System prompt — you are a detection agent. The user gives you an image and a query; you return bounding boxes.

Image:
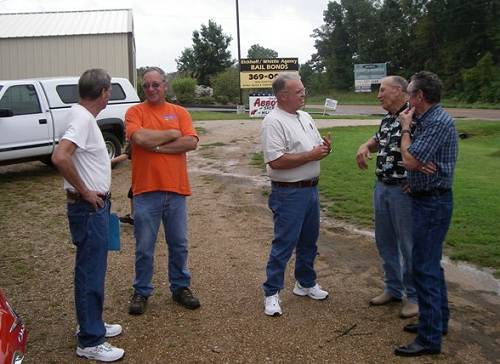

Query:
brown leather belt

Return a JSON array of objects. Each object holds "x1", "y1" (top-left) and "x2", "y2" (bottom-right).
[
  {"x1": 66, "y1": 190, "x2": 111, "y2": 201},
  {"x1": 271, "y1": 177, "x2": 319, "y2": 188}
]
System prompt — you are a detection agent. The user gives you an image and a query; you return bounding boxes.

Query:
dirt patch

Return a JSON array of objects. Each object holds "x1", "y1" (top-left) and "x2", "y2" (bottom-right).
[{"x1": 1, "y1": 118, "x2": 499, "y2": 363}]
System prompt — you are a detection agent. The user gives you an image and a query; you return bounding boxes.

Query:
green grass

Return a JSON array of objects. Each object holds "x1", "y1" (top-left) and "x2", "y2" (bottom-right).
[
  {"x1": 306, "y1": 91, "x2": 500, "y2": 109},
  {"x1": 250, "y1": 152, "x2": 265, "y2": 170},
  {"x1": 317, "y1": 120, "x2": 500, "y2": 274},
  {"x1": 191, "y1": 110, "x2": 377, "y2": 121}
]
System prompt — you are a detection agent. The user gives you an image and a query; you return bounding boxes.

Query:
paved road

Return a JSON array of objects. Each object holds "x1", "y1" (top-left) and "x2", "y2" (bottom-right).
[{"x1": 308, "y1": 104, "x2": 500, "y2": 120}]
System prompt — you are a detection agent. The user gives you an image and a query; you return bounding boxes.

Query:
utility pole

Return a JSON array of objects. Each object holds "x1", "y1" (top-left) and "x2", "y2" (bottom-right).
[{"x1": 236, "y1": 0, "x2": 243, "y2": 106}]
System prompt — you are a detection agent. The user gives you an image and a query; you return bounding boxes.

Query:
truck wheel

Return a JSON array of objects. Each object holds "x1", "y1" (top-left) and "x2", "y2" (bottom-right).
[{"x1": 103, "y1": 132, "x2": 122, "y2": 160}]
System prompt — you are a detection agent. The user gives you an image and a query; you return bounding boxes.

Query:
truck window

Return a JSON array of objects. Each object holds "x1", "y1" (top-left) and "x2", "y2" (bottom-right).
[
  {"x1": 56, "y1": 83, "x2": 126, "y2": 104},
  {"x1": 0, "y1": 85, "x2": 41, "y2": 115}
]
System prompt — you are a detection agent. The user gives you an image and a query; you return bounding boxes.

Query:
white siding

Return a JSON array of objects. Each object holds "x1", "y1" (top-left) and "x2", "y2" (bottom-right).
[{"x1": 0, "y1": 34, "x2": 130, "y2": 80}]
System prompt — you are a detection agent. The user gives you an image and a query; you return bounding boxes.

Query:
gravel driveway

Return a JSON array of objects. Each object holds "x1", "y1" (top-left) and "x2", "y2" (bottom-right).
[{"x1": 0, "y1": 118, "x2": 498, "y2": 363}]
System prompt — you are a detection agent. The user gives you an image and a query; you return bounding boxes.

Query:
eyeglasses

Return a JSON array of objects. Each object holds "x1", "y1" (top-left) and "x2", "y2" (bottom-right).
[{"x1": 142, "y1": 82, "x2": 163, "y2": 89}]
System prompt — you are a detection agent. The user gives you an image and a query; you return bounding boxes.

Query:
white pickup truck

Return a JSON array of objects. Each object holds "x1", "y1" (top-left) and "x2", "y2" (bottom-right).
[{"x1": 0, "y1": 77, "x2": 140, "y2": 166}]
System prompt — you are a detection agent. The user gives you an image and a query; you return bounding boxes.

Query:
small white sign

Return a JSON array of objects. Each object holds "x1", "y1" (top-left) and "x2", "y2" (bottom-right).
[{"x1": 249, "y1": 96, "x2": 277, "y2": 118}]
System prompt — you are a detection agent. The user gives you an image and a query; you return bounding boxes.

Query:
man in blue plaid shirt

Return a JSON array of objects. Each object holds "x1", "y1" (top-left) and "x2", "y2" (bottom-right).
[{"x1": 394, "y1": 71, "x2": 458, "y2": 357}]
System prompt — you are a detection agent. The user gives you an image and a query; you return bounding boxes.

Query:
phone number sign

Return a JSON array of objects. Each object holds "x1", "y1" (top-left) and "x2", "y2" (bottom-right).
[{"x1": 240, "y1": 58, "x2": 299, "y2": 89}]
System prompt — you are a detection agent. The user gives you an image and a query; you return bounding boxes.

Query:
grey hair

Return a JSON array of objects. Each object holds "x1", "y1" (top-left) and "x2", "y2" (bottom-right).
[
  {"x1": 410, "y1": 71, "x2": 442, "y2": 103},
  {"x1": 78, "y1": 68, "x2": 111, "y2": 100},
  {"x1": 386, "y1": 75, "x2": 408, "y2": 92},
  {"x1": 272, "y1": 72, "x2": 301, "y2": 95},
  {"x1": 143, "y1": 66, "x2": 167, "y2": 82}
]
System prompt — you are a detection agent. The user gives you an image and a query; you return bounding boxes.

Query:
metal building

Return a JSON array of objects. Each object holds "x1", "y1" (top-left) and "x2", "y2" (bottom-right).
[{"x1": 0, "y1": 9, "x2": 136, "y2": 84}]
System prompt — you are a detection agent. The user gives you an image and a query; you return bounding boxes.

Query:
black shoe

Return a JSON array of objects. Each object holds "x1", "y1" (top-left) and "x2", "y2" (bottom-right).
[
  {"x1": 403, "y1": 323, "x2": 448, "y2": 335},
  {"x1": 119, "y1": 214, "x2": 134, "y2": 225},
  {"x1": 394, "y1": 341, "x2": 440, "y2": 357},
  {"x1": 129, "y1": 293, "x2": 148, "y2": 315},
  {"x1": 172, "y1": 287, "x2": 201, "y2": 310}
]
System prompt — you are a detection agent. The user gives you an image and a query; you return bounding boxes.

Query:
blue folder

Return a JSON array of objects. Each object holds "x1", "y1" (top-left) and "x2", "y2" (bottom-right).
[{"x1": 108, "y1": 213, "x2": 121, "y2": 251}]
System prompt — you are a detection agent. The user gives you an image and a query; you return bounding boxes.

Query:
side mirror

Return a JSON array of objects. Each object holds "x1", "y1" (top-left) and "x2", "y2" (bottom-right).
[{"x1": 0, "y1": 108, "x2": 14, "y2": 117}]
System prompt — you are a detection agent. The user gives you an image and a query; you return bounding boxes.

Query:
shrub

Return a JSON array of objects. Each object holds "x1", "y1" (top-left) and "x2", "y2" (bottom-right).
[
  {"x1": 211, "y1": 68, "x2": 240, "y2": 104},
  {"x1": 460, "y1": 52, "x2": 500, "y2": 103},
  {"x1": 171, "y1": 77, "x2": 197, "y2": 105}
]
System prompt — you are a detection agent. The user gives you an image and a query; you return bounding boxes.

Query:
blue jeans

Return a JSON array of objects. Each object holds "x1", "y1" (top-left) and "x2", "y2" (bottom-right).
[
  {"x1": 374, "y1": 181, "x2": 416, "y2": 303},
  {"x1": 263, "y1": 185, "x2": 320, "y2": 297},
  {"x1": 67, "y1": 198, "x2": 110, "y2": 348},
  {"x1": 133, "y1": 191, "x2": 191, "y2": 296},
  {"x1": 412, "y1": 191, "x2": 452, "y2": 350}
]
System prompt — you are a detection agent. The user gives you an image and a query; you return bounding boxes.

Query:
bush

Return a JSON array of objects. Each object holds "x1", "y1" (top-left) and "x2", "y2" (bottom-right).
[
  {"x1": 459, "y1": 53, "x2": 500, "y2": 103},
  {"x1": 195, "y1": 96, "x2": 215, "y2": 105},
  {"x1": 171, "y1": 77, "x2": 197, "y2": 105},
  {"x1": 211, "y1": 68, "x2": 240, "y2": 104}
]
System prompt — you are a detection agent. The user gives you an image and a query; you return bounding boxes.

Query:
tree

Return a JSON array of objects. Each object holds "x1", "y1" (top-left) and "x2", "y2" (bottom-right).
[
  {"x1": 246, "y1": 44, "x2": 278, "y2": 59},
  {"x1": 176, "y1": 20, "x2": 233, "y2": 86},
  {"x1": 211, "y1": 67, "x2": 240, "y2": 104}
]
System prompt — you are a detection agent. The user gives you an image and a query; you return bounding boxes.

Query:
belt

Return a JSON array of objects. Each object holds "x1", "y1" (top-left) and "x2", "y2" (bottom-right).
[
  {"x1": 66, "y1": 190, "x2": 111, "y2": 201},
  {"x1": 377, "y1": 177, "x2": 406, "y2": 185},
  {"x1": 271, "y1": 177, "x2": 319, "y2": 188},
  {"x1": 410, "y1": 188, "x2": 450, "y2": 198}
]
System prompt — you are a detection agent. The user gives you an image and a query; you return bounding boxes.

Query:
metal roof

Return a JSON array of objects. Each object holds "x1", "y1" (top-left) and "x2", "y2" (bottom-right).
[{"x1": 0, "y1": 9, "x2": 133, "y2": 38}]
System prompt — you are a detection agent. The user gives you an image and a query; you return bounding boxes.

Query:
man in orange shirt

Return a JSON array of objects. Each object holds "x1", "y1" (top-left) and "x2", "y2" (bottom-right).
[{"x1": 125, "y1": 67, "x2": 200, "y2": 315}]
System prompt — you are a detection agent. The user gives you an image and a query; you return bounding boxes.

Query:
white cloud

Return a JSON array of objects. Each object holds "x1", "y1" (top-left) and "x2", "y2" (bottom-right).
[{"x1": 0, "y1": 0, "x2": 331, "y2": 72}]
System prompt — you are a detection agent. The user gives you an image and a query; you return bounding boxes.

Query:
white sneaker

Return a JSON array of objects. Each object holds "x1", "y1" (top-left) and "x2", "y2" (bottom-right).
[
  {"x1": 293, "y1": 281, "x2": 329, "y2": 300},
  {"x1": 264, "y1": 293, "x2": 282, "y2": 316},
  {"x1": 76, "y1": 342, "x2": 124, "y2": 362},
  {"x1": 76, "y1": 322, "x2": 123, "y2": 338}
]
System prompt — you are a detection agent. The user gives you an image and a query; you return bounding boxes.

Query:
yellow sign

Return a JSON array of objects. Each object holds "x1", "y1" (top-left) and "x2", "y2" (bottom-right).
[{"x1": 240, "y1": 58, "x2": 299, "y2": 89}]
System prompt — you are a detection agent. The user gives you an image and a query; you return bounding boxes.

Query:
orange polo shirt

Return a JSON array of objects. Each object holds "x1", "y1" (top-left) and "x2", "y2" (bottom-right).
[{"x1": 125, "y1": 101, "x2": 198, "y2": 196}]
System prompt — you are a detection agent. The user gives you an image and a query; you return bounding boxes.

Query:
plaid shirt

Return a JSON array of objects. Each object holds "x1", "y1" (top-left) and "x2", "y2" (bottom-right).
[{"x1": 408, "y1": 104, "x2": 458, "y2": 192}]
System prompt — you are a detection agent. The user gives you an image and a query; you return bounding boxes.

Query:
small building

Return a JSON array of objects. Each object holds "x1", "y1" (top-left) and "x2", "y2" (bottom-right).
[{"x1": 0, "y1": 9, "x2": 136, "y2": 84}]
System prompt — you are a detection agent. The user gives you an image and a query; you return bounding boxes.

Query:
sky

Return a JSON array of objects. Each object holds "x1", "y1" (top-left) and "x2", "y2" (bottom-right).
[{"x1": 0, "y1": 0, "x2": 332, "y2": 73}]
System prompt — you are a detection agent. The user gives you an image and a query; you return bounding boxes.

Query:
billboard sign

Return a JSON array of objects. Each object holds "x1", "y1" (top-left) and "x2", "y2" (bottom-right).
[
  {"x1": 240, "y1": 58, "x2": 299, "y2": 89},
  {"x1": 354, "y1": 63, "x2": 387, "y2": 92}
]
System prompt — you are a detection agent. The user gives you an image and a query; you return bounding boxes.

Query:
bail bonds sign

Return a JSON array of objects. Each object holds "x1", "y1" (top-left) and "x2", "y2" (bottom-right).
[{"x1": 240, "y1": 58, "x2": 299, "y2": 89}]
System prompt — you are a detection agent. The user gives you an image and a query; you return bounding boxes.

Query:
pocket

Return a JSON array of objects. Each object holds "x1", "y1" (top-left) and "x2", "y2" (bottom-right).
[{"x1": 67, "y1": 210, "x2": 88, "y2": 247}]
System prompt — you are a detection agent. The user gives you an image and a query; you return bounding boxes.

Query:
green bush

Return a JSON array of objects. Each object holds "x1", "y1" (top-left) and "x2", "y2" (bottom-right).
[
  {"x1": 460, "y1": 52, "x2": 500, "y2": 103},
  {"x1": 171, "y1": 77, "x2": 197, "y2": 105},
  {"x1": 195, "y1": 96, "x2": 215, "y2": 105},
  {"x1": 211, "y1": 68, "x2": 239, "y2": 104}
]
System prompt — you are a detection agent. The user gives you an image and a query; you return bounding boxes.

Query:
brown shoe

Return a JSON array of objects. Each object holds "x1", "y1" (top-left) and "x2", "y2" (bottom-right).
[
  {"x1": 369, "y1": 292, "x2": 402, "y2": 306},
  {"x1": 400, "y1": 300, "x2": 419, "y2": 318}
]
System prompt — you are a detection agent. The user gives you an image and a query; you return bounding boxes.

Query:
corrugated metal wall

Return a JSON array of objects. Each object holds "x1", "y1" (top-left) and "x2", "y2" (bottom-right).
[{"x1": 0, "y1": 33, "x2": 133, "y2": 81}]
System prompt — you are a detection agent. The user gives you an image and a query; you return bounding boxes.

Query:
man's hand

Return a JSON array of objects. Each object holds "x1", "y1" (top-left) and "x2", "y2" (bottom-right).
[
  {"x1": 81, "y1": 190, "x2": 105, "y2": 209},
  {"x1": 309, "y1": 144, "x2": 331, "y2": 161},
  {"x1": 356, "y1": 143, "x2": 372, "y2": 170},
  {"x1": 419, "y1": 161, "x2": 437, "y2": 175},
  {"x1": 400, "y1": 106, "x2": 415, "y2": 129}
]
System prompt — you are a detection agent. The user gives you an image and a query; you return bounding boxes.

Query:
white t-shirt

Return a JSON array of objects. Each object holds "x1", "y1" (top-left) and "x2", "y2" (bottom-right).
[
  {"x1": 61, "y1": 104, "x2": 111, "y2": 193},
  {"x1": 260, "y1": 106, "x2": 323, "y2": 182}
]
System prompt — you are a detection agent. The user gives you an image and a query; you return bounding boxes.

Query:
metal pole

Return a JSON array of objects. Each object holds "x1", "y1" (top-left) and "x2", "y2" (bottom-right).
[{"x1": 236, "y1": 0, "x2": 243, "y2": 106}]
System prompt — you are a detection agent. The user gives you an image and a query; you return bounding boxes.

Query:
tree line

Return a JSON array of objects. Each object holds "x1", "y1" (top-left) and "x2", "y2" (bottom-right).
[
  {"x1": 302, "y1": 0, "x2": 500, "y2": 103},
  {"x1": 139, "y1": 0, "x2": 499, "y2": 104}
]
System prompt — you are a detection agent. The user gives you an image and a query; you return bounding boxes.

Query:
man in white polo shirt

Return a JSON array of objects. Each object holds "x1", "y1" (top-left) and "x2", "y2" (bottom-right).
[{"x1": 260, "y1": 72, "x2": 332, "y2": 316}]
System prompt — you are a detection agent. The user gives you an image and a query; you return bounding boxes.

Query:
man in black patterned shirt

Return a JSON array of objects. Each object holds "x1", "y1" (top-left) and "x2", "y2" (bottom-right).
[{"x1": 356, "y1": 76, "x2": 418, "y2": 318}]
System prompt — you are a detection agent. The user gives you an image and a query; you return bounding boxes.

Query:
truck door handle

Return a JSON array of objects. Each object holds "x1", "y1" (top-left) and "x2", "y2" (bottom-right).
[{"x1": 39, "y1": 119, "x2": 47, "y2": 124}]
